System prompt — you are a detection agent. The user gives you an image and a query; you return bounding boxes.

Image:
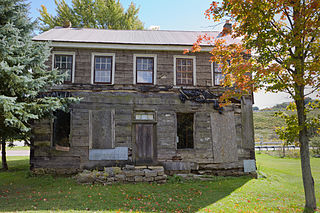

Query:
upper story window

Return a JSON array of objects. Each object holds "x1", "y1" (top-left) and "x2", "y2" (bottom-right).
[
  {"x1": 174, "y1": 56, "x2": 196, "y2": 86},
  {"x1": 52, "y1": 52, "x2": 75, "y2": 83},
  {"x1": 91, "y1": 53, "x2": 115, "y2": 84},
  {"x1": 94, "y1": 56, "x2": 112, "y2": 83},
  {"x1": 212, "y1": 61, "x2": 229, "y2": 86},
  {"x1": 213, "y1": 62, "x2": 223, "y2": 86},
  {"x1": 133, "y1": 54, "x2": 157, "y2": 85}
]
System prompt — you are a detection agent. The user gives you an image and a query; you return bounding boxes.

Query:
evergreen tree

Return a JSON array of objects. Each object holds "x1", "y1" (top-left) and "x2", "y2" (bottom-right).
[
  {"x1": 39, "y1": 0, "x2": 144, "y2": 31},
  {"x1": 0, "y1": 0, "x2": 78, "y2": 170}
]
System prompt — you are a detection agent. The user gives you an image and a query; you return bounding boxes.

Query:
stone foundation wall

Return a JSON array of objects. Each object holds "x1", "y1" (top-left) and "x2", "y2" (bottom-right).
[{"x1": 74, "y1": 165, "x2": 167, "y2": 184}]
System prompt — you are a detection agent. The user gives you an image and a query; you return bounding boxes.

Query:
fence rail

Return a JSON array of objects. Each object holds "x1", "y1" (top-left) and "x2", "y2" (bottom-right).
[{"x1": 255, "y1": 145, "x2": 297, "y2": 151}]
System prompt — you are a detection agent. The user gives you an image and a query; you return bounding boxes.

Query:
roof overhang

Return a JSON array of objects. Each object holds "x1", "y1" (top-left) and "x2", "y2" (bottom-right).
[{"x1": 43, "y1": 41, "x2": 214, "y2": 52}]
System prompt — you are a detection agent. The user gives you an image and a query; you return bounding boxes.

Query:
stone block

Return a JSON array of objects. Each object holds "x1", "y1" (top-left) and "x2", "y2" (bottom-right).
[
  {"x1": 115, "y1": 174, "x2": 125, "y2": 181},
  {"x1": 163, "y1": 162, "x2": 191, "y2": 172},
  {"x1": 107, "y1": 177, "x2": 115, "y2": 182},
  {"x1": 75, "y1": 173, "x2": 95, "y2": 184},
  {"x1": 143, "y1": 177, "x2": 154, "y2": 182},
  {"x1": 157, "y1": 171, "x2": 165, "y2": 176},
  {"x1": 126, "y1": 177, "x2": 135, "y2": 182},
  {"x1": 133, "y1": 170, "x2": 145, "y2": 176},
  {"x1": 125, "y1": 164, "x2": 135, "y2": 170},
  {"x1": 113, "y1": 167, "x2": 122, "y2": 175},
  {"x1": 135, "y1": 166, "x2": 147, "y2": 169},
  {"x1": 134, "y1": 176, "x2": 143, "y2": 182},
  {"x1": 123, "y1": 170, "x2": 134, "y2": 177},
  {"x1": 155, "y1": 175, "x2": 167, "y2": 181},
  {"x1": 148, "y1": 166, "x2": 164, "y2": 170},
  {"x1": 123, "y1": 170, "x2": 144, "y2": 177},
  {"x1": 149, "y1": 167, "x2": 165, "y2": 175},
  {"x1": 104, "y1": 167, "x2": 114, "y2": 177},
  {"x1": 144, "y1": 170, "x2": 158, "y2": 177}
]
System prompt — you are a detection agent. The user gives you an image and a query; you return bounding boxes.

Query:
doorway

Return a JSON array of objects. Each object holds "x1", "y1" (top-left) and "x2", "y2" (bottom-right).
[{"x1": 135, "y1": 123, "x2": 154, "y2": 164}]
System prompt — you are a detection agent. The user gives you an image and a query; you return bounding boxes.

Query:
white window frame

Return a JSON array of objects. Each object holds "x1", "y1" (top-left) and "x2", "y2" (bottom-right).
[
  {"x1": 52, "y1": 51, "x2": 76, "y2": 83},
  {"x1": 211, "y1": 62, "x2": 214, "y2": 86},
  {"x1": 91, "y1": 52, "x2": 116, "y2": 85},
  {"x1": 212, "y1": 61, "x2": 227, "y2": 86},
  {"x1": 133, "y1": 54, "x2": 157, "y2": 85},
  {"x1": 173, "y1": 55, "x2": 196, "y2": 86}
]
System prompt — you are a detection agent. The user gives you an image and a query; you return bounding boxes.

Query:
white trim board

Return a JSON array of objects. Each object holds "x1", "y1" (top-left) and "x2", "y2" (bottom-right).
[
  {"x1": 133, "y1": 54, "x2": 157, "y2": 85},
  {"x1": 91, "y1": 52, "x2": 116, "y2": 85},
  {"x1": 211, "y1": 62, "x2": 214, "y2": 87},
  {"x1": 173, "y1": 55, "x2": 197, "y2": 86},
  {"x1": 49, "y1": 41, "x2": 214, "y2": 52}
]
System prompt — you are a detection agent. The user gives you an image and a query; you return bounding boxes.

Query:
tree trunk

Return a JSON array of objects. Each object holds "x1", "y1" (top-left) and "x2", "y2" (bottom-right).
[
  {"x1": 1, "y1": 138, "x2": 8, "y2": 171},
  {"x1": 296, "y1": 98, "x2": 317, "y2": 210}
]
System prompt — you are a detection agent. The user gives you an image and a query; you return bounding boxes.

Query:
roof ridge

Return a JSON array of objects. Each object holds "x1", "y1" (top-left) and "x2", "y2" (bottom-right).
[{"x1": 51, "y1": 27, "x2": 220, "y2": 33}]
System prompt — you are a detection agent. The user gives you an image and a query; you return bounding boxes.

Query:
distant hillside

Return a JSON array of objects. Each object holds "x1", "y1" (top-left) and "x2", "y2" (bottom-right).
[
  {"x1": 260, "y1": 97, "x2": 318, "y2": 111},
  {"x1": 253, "y1": 99, "x2": 320, "y2": 142},
  {"x1": 253, "y1": 111, "x2": 285, "y2": 142}
]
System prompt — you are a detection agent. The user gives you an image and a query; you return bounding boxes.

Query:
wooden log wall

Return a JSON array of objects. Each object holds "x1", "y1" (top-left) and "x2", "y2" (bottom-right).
[{"x1": 31, "y1": 47, "x2": 255, "y2": 174}]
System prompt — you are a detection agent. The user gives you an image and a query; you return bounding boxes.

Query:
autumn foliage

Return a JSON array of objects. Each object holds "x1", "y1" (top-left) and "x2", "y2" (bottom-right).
[
  {"x1": 190, "y1": 0, "x2": 320, "y2": 210},
  {"x1": 188, "y1": 0, "x2": 320, "y2": 106}
]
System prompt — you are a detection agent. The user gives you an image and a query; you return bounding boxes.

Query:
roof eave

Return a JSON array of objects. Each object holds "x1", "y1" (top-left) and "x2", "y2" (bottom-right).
[{"x1": 32, "y1": 40, "x2": 215, "y2": 52}]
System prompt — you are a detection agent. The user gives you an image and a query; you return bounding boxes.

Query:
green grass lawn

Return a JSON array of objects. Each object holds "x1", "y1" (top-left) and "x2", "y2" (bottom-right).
[
  {"x1": 0, "y1": 155, "x2": 319, "y2": 212},
  {"x1": 6, "y1": 146, "x2": 30, "y2": 151}
]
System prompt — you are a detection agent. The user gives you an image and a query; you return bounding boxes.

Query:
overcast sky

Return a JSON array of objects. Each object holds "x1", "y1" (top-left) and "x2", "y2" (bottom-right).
[{"x1": 28, "y1": 0, "x2": 319, "y2": 108}]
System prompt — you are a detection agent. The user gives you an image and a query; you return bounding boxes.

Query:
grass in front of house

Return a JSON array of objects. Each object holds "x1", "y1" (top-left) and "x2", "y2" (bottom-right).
[
  {"x1": 6, "y1": 146, "x2": 30, "y2": 151},
  {"x1": 0, "y1": 155, "x2": 319, "y2": 212}
]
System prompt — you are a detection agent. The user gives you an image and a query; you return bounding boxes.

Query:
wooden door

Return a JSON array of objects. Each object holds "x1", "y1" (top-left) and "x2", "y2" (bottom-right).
[{"x1": 135, "y1": 124, "x2": 154, "y2": 164}]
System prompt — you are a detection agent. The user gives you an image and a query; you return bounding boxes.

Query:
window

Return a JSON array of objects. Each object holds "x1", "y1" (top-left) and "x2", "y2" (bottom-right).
[
  {"x1": 176, "y1": 113, "x2": 194, "y2": 149},
  {"x1": 94, "y1": 56, "x2": 112, "y2": 83},
  {"x1": 134, "y1": 111, "x2": 155, "y2": 121},
  {"x1": 136, "y1": 57, "x2": 153, "y2": 84},
  {"x1": 174, "y1": 56, "x2": 196, "y2": 86},
  {"x1": 213, "y1": 62, "x2": 223, "y2": 85},
  {"x1": 133, "y1": 54, "x2": 157, "y2": 85},
  {"x1": 54, "y1": 55, "x2": 73, "y2": 83},
  {"x1": 91, "y1": 53, "x2": 115, "y2": 84},
  {"x1": 52, "y1": 51, "x2": 75, "y2": 83},
  {"x1": 52, "y1": 110, "x2": 70, "y2": 148}
]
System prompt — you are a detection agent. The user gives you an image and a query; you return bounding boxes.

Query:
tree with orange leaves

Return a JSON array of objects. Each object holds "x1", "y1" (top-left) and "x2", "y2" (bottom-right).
[{"x1": 188, "y1": 0, "x2": 320, "y2": 210}]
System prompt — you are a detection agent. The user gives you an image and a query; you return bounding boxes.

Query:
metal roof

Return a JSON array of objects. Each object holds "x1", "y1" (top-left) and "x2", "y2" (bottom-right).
[{"x1": 33, "y1": 27, "x2": 240, "y2": 46}]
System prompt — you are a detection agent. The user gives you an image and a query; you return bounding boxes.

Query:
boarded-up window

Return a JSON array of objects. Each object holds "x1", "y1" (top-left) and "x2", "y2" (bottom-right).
[
  {"x1": 177, "y1": 113, "x2": 194, "y2": 149},
  {"x1": 210, "y1": 111, "x2": 238, "y2": 163},
  {"x1": 52, "y1": 110, "x2": 70, "y2": 147},
  {"x1": 89, "y1": 110, "x2": 115, "y2": 149}
]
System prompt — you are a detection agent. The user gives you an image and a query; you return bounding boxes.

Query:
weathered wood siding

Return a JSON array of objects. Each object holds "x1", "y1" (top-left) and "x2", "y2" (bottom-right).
[
  {"x1": 31, "y1": 47, "x2": 255, "y2": 175},
  {"x1": 48, "y1": 48, "x2": 213, "y2": 87}
]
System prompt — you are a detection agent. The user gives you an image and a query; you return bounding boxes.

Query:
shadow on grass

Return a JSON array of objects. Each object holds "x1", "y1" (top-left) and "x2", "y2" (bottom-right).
[
  {"x1": 0, "y1": 157, "x2": 251, "y2": 212},
  {"x1": 0, "y1": 159, "x2": 29, "y2": 172}
]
